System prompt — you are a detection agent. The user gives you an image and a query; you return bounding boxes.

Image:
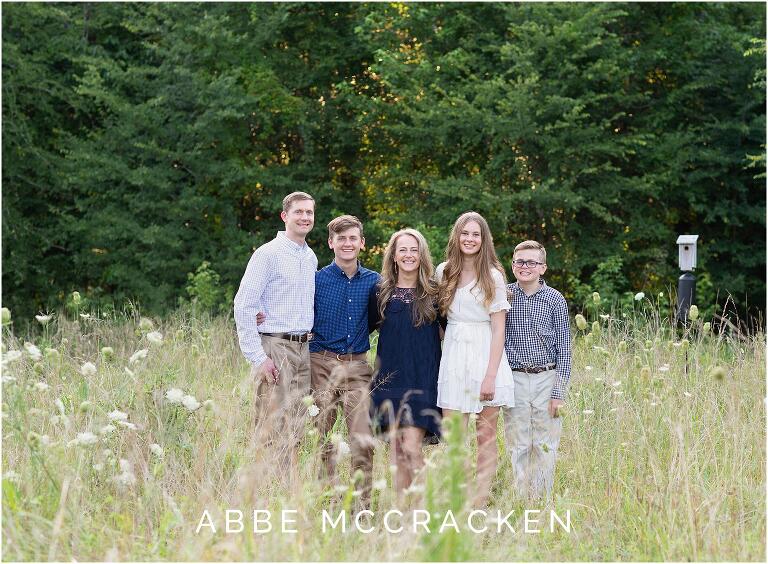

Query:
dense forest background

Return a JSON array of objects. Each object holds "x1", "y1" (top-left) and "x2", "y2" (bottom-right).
[{"x1": 3, "y1": 2, "x2": 765, "y2": 321}]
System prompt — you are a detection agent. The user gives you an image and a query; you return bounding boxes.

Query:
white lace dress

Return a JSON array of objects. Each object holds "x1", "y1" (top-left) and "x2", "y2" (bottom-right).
[{"x1": 436, "y1": 262, "x2": 515, "y2": 413}]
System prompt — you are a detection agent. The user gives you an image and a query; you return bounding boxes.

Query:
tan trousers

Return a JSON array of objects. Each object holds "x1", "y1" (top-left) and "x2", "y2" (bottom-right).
[
  {"x1": 310, "y1": 351, "x2": 375, "y2": 503},
  {"x1": 502, "y1": 369, "x2": 562, "y2": 501},
  {"x1": 252, "y1": 336, "x2": 312, "y2": 466}
]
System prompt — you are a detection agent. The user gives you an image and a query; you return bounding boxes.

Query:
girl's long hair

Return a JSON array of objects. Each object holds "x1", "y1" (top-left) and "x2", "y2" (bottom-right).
[
  {"x1": 378, "y1": 228, "x2": 438, "y2": 327},
  {"x1": 437, "y1": 211, "x2": 506, "y2": 316}
]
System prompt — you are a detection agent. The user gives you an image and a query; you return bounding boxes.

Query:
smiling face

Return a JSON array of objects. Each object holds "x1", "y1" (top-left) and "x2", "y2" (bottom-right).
[
  {"x1": 329, "y1": 226, "x2": 364, "y2": 262},
  {"x1": 394, "y1": 234, "x2": 420, "y2": 275},
  {"x1": 280, "y1": 198, "x2": 315, "y2": 239},
  {"x1": 459, "y1": 220, "x2": 482, "y2": 257},
  {"x1": 511, "y1": 248, "x2": 547, "y2": 284}
]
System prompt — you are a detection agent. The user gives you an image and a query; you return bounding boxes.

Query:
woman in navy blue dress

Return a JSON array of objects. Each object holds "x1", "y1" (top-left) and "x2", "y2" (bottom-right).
[{"x1": 371, "y1": 228, "x2": 443, "y2": 493}]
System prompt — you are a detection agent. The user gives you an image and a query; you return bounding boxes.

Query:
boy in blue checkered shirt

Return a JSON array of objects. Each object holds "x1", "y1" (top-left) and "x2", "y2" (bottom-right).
[{"x1": 502, "y1": 240, "x2": 572, "y2": 501}]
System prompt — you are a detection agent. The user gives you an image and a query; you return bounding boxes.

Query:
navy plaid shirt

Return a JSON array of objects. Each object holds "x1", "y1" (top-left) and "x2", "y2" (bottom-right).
[
  {"x1": 504, "y1": 279, "x2": 572, "y2": 400},
  {"x1": 310, "y1": 261, "x2": 380, "y2": 355}
]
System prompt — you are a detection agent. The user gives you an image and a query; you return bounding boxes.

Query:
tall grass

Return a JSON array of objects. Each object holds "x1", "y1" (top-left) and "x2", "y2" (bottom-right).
[{"x1": 1, "y1": 306, "x2": 764, "y2": 561}]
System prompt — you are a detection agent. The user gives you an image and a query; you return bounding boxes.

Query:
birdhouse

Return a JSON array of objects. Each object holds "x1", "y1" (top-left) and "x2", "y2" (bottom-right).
[{"x1": 676, "y1": 235, "x2": 698, "y2": 271}]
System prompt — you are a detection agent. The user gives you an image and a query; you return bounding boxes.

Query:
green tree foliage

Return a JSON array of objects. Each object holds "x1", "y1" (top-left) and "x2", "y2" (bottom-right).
[{"x1": 3, "y1": 3, "x2": 765, "y2": 319}]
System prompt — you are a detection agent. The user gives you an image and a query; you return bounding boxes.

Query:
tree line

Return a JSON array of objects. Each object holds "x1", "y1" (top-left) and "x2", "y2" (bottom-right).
[{"x1": 3, "y1": 2, "x2": 765, "y2": 321}]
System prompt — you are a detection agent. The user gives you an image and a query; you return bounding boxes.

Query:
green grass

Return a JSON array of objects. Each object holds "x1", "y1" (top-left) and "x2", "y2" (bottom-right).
[{"x1": 1, "y1": 308, "x2": 765, "y2": 561}]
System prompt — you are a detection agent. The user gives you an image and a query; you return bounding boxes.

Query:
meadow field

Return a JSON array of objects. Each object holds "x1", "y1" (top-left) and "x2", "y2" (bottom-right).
[{"x1": 1, "y1": 302, "x2": 765, "y2": 561}]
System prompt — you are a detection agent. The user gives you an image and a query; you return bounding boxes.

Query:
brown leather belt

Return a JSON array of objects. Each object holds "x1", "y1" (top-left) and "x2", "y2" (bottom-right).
[
  {"x1": 260, "y1": 332, "x2": 313, "y2": 343},
  {"x1": 513, "y1": 363, "x2": 557, "y2": 374},
  {"x1": 312, "y1": 350, "x2": 368, "y2": 362}
]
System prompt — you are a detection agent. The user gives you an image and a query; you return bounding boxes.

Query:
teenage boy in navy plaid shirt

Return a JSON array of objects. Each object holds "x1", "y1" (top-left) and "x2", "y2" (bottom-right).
[{"x1": 502, "y1": 240, "x2": 572, "y2": 501}]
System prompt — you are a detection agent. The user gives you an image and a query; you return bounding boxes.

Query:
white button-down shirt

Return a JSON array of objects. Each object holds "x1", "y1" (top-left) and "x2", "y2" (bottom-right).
[{"x1": 234, "y1": 231, "x2": 317, "y2": 366}]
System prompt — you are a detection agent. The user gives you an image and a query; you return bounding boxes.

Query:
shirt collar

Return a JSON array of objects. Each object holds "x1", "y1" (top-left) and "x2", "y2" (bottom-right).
[
  {"x1": 328, "y1": 260, "x2": 363, "y2": 279},
  {"x1": 512, "y1": 278, "x2": 547, "y2": 297},
  {"x1": 276, "y1": 231, "x2": 308, "y2": 252}
]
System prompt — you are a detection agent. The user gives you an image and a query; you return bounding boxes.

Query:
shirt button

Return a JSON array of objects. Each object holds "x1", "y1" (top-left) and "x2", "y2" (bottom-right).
[
  {"x1": 348, "y1": 299, "x2": 352, "y2": 302},
  {"x1": 349, "y1": 316, "x2": 352, "y2": 320}
]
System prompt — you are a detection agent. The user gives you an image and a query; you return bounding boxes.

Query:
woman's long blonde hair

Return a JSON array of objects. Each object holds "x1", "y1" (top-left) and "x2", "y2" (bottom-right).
[
  {"x1": 378, "y1": 228, "x2": 438, "y2": 327},
  {"x1": 437, "y1": 211, "x2": 506, "y2": 316}
]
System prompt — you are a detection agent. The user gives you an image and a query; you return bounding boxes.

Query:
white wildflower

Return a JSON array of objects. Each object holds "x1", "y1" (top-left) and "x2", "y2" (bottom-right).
[
  {"x1": 2, "y1": 471, "x2": 20, "y2": 483},
  {"x1": 100, "y1": 424, "x2": 117, "y2": 435},
  {"x1": 114, "y1": 459, "x2": 136, "y2": 487},
  {"x1": 3, "y1": 350, "x2": 22, "y2": 364},
  {"x1": 80, "y1": 362, "x2": 97, "y2": 377},
  {"x1": 70, "y1": 431, "x2": 99, "y2": 447},
  {"x1": 149, "y1": 443, "x2": 164, "y2": 458},
  {"x1": 683, "y1": 391, "x2": 692, "y2": 398},
  {"x1": 2, "y1": 375, "x2": 16, "y2": 384},
  {"x1": 79, "y1": 313, "x2": 92, "y2": 320},
  {"x1": 139, "y1": 317, "x2": 154, "y2": 331},
  {"x1": 35, "y1": 314, "x2": 53, "y2": 325},
  {"x1": 55, "y1": 398, "x2": 66, "y2": 415},
  {"x1": 34, "y1": 381, "x2": 50, "y2": 391},
  {"x1": 129, "y1": 349, "x2": 148, "y2": 365},
  {"x1": 165, "y1": 388, "x2": 184, "y2": 404},
  {"x1": 334, "y1": 485, "x2": 349, "y2": 493},
  {"x1": 372, "y1": 479, "x2": 387, "y2": 491},
  {"x1": 107, "y1": 410, "x2": 128, "y2": 422},
  {"x1": 330, "y1": 433, "x2": 343, "y2": 446},
  {"x1": 658, "y1": 365, "x2": 670, "y2": 373},
  {"x1": 116, "y1": 420, "x2": 137, "y2": 430},
  {"x1": 404, "y1": 484, "x2": 424, "y2": 494},
  {"x1": 336, "y1": 440, "x2": 351, "y2": 458},
  {"x1": 146, "y1": 331, "x2": 163, "y2": 345},
  {"x1": 599, "y1": 314, "x2": 610, "y2": 321},
  {"x1": 181, "y1": 395, "x2": 201, "y2": 411},
  {"x1": 613, "y1": 390, "x2": 624, "y2": 396},
  {"x1": 307, "y1": 404, "x2": 320, "y2": 417},
  {"x1": 582, "y1": 409, "x2": 595, "y2": 415},
  {"x1": 24, "y1": 342, "x2": 42, "y2": 362},
  {"x1": 585, "y1": 365, "x2": 593, "y2": 371},
  {"x1": 634, "y1": 292, "x2": 645, "y2": 301},
  {"x1": 611, "y1": 380, "x2": 621, "y2": 387}
]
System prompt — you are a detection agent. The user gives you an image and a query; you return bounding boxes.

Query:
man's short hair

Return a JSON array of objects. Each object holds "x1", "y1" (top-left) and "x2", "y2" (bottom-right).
[
  {"x1": 513, "y1": 240, "x2": 547, "y2": 263},
  {"x1": 328, "y1": 215, "x2": 364, "y2": 239},
  {"x1": 282, "y1": 191, "x2": 315, "y2": 213}
]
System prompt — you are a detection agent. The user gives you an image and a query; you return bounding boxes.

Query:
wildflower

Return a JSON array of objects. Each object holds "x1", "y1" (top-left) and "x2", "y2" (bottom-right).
[
  {"x1": 69, "y1": 432, "x2": 99, "y2": 447},
  {"x1": 599, "y1": 314, "x2": 610, "y2": 321},
  {"x1": 45, "y1": 348, "x2": 60, "y2": 360},
  {"x1": 50, "y1": 415, "x2": 61, "y2": 425},
  {"x1": 634, "y1": 292, "x2": 645, "y2": 301},
  {"x1": 658, "y1": 365, "x2": 670, "y2": 373},
  {"x1": 702, "y1": 322, "x2": 711, "y2": 333},
  {"x1": 710, "y1": 366, "x2": 727, "y2": 381},
  {"x1": 1, "y1": 307, "x2": 11, "y2": 325},
  {"x1": 334, "y1": 485, "x2": 349, "y2": 493},
  {"x1": 24, "y1": 342, "x2": 42, "y2": 362},
  {"x1": 372, "y1": 479, "x2": 387, "y2": 490},
  {"x1": 150, "y1": 443, "x2": 164, "y2": 458},
  {"x1": 181, "y1": 395, "x2": 201, "y2": 411},
  {"x1": 79, "y1": 313, "x2": 92, "y2": 320},
  {"x1": 146, "y1": 331, "x2": 163, "y2": 345},
  {"x1": 336, "y1": 440, "x2": 351, "y2": 458},
  {"x1": 574, "y1": 314, "x2": 588, "y2": 331},
  {"x1": 582, "y1": 409, "x2": 594, "y2": 415},
  {"x1": 683, "y1": 391, "x2": 692, "y2": 398},
  {"x1": 55, "y1": 398, "x2": 66, "y2": 415},
  {"x1": 100, "y1": 424, "x2": 117, "y2": 435},
  {"x1": 138, "y1": 317, "x2": 154, "y2": 332},
  {"x1": 592, "y1": 292, "x2": 601, "y2": 304},
  {"x1": 128, "y1": 349, "x2": 148, "y2": 365},
  {"x1": 613, "y1": 390, "x2": 624, "y2": 396},
  {"x1": 35, "y1": 314, "x2": 53, "y2": 325},
  {"x1": 330, "y1": 433, "x2": 343, "y2": 446},
  {"x1": 93, "y1": 463, "x2": 104, "y2": 472},
  {"x1": 165, "y1": 388, "x2": 184, "y2": 404},
  {"x1": 688, "y1": 305, "x2": 699, "y2": 321},
  {"x1": 585, "y1": 365, "x2": 593, "y2": 371},
  {"x1": 594, "y1": 376, "x2": 603, "y2": 381},
  {"x1": 404, "y1": 484, "x2": 424, "y2": 494},
  {"x1": 611, "y1": 380, "x2": 621, "y2": 387},
  {"x1": 101, "y1": 347, "x2": 115, "y2": 361},
  {"x1": 2, "y1": 471, "x2": 20, "y2": 483},
  {"x1": 3, "y1": 350, "x2": 22, "y2": 364},
  {"x1": 34, "y1": 381, "x2": 50, "y2": 391},
  {"x1": 591, "y1": 321, "x2": 600, "y2": 336},
  {"x1": 307, "y1": 404, "x2": 320, "y2": 417},
  {"x1": 115, "y1": 459, "x2": 136, "y2": 487},
  {"x1": 71, "y1": 291, "x2": 82, "y2": 305},
  {"x1": 80, "y1": 362, "x2": 97, "y2": 377},
  {"x1": 618, "y1": 340, "x2": 627, "y2": 353},
  {"x1": 351, "y1": 490, "x2": 363, "y2": 498},
  {"x1": 116, "y1": 421, "x2": 137, "y2": 430},
  {"x1": 640, "y1": 366, "x2": 651, "y2": 379},
  {"x1": 2, "y1": 375, "x2": 17, "y2": 384},
  {"x1": 107, "y1": 410, "x2": 128, "y2": 422}
]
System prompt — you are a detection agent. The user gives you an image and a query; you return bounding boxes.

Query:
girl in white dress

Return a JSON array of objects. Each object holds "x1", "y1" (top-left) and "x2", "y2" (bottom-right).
[{"x1": 436, "y1": 211, "x2": 515, "y2": 507}]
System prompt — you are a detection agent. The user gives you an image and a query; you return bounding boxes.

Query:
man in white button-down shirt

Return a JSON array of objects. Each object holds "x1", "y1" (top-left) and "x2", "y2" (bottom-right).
[{"x1": 234, "y1": 191, "x2": 318, "y2": 475}]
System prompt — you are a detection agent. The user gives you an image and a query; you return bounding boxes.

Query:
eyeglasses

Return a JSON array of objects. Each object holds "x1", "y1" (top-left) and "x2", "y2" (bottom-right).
[{"x1": 512, "y1": 259, "x2": 545, "y2": 268}]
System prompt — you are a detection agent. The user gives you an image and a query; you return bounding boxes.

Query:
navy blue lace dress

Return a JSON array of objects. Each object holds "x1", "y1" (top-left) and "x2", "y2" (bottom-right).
[{"x1": 371, "y1": 287, "x2": 443, "y2": 440}]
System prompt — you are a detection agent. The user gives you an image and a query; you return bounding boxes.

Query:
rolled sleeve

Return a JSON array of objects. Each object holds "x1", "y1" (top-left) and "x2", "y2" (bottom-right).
[
  {"x1": 234, "y1": 250, "x2": 271, "y2": 366},
  {"x1": 551, "y1": 294, "x2": 572, "y2": 400}
]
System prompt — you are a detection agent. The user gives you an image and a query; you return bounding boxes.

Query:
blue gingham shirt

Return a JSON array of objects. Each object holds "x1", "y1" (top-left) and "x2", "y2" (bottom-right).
[
  {"x1": 504, "y1": 280, "x2": 572, "y2": 400},
  {"x1": 310, "y1": 261, "x2": 380, "y2": 354},
  {"x1": 234, "y1": 231, "x2": 317, "y2": 366}
]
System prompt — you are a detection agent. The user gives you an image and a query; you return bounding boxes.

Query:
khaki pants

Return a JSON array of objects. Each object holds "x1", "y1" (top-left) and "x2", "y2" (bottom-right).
[
  {"x1": 310, "y1": 352, "x2": 375, "y2": 503},
  {"x1": 502, "y1": 369, "x2": 562, "y2": 501},
  {"x1": 252, "y1": 336, "x2": 312, "y2": 464}
]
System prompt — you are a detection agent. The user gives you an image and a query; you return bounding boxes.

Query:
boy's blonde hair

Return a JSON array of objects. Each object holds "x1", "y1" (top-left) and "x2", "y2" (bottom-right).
[{"x1": 513, "y1": 240, "x2": 547, "y2": 263}]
